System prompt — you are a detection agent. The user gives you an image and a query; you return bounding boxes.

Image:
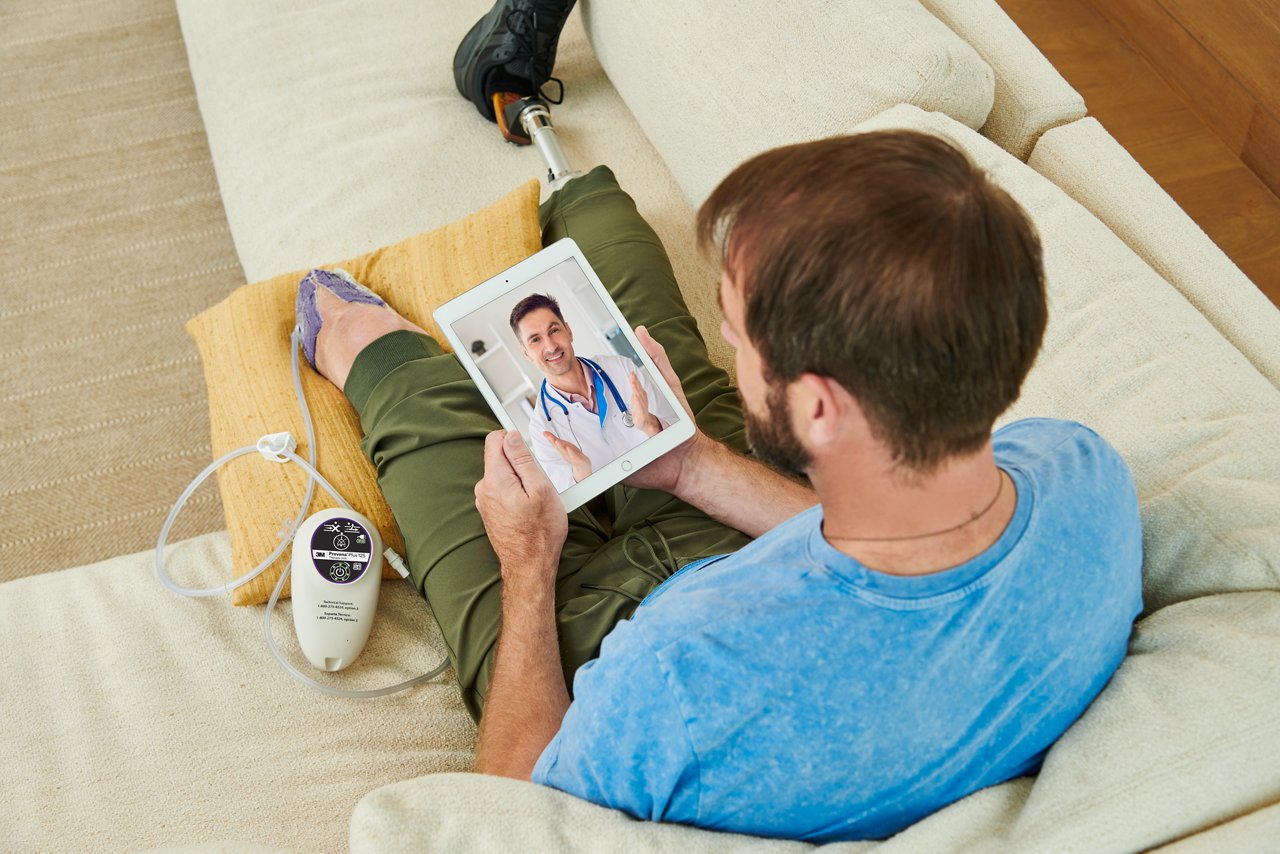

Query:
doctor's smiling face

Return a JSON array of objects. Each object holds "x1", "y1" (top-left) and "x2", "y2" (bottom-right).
[{"x1": 516, "y1": 306, "x2": 578, "y2": 380}]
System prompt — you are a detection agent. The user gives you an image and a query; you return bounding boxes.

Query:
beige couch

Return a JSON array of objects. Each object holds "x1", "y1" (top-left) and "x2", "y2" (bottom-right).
[{"x1": 6, "y1": 1, "x2": 1278, "y2": 851}]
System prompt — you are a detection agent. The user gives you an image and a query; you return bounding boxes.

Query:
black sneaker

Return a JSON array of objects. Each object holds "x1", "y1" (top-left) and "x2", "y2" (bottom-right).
[{"x1": 452, "y1": 0, "x2": 577, "y2": 123}]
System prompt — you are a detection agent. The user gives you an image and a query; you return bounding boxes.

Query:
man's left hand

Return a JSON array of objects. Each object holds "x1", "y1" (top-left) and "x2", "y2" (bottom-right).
[
  {"x1": 622, "y1": 325, "x2": 707, "y2": 494},
  {"x1": 474, "y1": 430, "x2": 568, "y2": 583}
]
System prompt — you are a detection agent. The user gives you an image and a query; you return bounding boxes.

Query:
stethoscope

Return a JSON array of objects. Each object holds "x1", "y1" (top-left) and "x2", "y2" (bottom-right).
[{"x1": 540, "y1": 357, "x2": 635, "y2": 440}]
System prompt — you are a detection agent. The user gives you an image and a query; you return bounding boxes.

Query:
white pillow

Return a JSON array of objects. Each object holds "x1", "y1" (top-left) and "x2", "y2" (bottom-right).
[{"x1": 581, "y1": 0, "x2": 995, "y2": 207}]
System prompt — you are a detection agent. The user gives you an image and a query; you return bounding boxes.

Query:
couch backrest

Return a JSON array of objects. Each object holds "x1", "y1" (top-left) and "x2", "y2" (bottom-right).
[{"x1": 580, "y1": 0, "x2": 996, "y2": 207}]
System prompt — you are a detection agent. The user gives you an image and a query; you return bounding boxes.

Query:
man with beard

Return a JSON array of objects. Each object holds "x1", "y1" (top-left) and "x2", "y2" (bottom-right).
[{"x1": 301, "y1": 133, "x2": 1142, "y2": 841}]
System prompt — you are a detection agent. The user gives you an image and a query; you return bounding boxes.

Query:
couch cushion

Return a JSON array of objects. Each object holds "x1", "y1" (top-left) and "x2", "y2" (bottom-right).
[
  {"x1": 352, "y1": 773, "x2": 816, "y2": 854},
  {"x1": 917, "y1": 0, "x2": 1086, "y2": 158},
  {"x1": 580, "y1": 0, "x2": 995, "y2": 207},
  {"x1": 176, "y1": 0, "x2": 737, "y2": 377},
  {"x1": 186, "y1": 181, "x2": 541, "y2": 605},
  {"x1": 1152, "y1": 803, "x2": 1280, "y2": 853},
  {"x1": 0, "y1": 535, "x2": 472, "y2": 852},
  {"x1": 1029, "y1": 117, "x2": 1280, "y2": 388}
]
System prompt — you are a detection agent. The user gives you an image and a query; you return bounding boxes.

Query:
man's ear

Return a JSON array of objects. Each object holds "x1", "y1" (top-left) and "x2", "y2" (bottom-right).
[{"x1": 796, "y1": 373, "x2": 846, "y2": 448}]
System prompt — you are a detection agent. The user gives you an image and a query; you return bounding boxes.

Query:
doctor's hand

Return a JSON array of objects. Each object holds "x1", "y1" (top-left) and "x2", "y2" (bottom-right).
[
  {"x1": 628, "y1": 371, "x2": 662, "y2": 437},
  {"x1": 475, "y1": 431, "x2": 567, "y2": 581},
  {"x1": 543, "y1": 431, "x2": 592, "y2": 484},
  {"x1": 623, "y1": 325, "x2": 708, "y2": 494}
]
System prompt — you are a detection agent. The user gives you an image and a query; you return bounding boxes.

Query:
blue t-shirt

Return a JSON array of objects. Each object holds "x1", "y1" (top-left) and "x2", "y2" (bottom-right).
[{"x1": 532, "y1": 418, "x2": 1143, "y2": 842}]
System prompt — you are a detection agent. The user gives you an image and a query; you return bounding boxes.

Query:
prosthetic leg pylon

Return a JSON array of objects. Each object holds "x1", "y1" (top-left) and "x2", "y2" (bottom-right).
[{"x1": 494, "y1": 93, "x2": 580, "y2": 189}]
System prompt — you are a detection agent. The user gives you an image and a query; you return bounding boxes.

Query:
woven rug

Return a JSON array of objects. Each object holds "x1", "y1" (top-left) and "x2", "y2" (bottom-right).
[{"x1": 0, "y1": 0, "x2": 238, "y2": 581}]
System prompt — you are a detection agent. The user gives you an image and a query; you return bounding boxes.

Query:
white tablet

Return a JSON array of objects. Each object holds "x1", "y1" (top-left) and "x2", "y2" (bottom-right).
[{"x1": 434, "y1": 238, "x2": 695, "y2": 513}]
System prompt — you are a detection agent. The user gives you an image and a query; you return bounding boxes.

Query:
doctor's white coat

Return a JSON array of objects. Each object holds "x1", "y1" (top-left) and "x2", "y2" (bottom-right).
[{"x1": 527, "y1": 354, "x2": 680, "y2": 492}]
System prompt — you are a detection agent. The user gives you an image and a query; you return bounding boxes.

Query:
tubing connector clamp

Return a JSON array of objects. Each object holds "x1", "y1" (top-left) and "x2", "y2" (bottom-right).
[{"x1": 257, "y1": 432, "x2": 298, "y2": 463}]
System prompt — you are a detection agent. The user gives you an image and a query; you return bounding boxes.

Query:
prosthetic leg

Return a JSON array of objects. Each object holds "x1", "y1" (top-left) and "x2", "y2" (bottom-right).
[{"x1": 493, "y1": 93, "x2": 581, "y2": 190}]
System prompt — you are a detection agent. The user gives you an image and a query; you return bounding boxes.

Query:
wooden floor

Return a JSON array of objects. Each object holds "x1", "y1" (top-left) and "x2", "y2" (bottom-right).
[{"x1": 998, "y1": 0, "x2": 1280, "y2": 306}]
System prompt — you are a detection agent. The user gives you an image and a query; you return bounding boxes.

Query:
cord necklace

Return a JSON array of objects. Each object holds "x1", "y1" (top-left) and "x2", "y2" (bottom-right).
[{"x1": 825, "y1": 470, "x2": 1005, "y2": 543}]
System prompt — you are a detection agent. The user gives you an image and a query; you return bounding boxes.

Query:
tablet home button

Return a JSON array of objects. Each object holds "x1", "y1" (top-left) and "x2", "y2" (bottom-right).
[{"x1": 621, "y1": 460, "x2": 633, "y2": 472}]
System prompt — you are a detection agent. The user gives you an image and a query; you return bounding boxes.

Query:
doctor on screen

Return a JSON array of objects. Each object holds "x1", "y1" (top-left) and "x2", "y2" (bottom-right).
[{"x1": 511, "y1": 293, "x2": 680, "y2": 491}]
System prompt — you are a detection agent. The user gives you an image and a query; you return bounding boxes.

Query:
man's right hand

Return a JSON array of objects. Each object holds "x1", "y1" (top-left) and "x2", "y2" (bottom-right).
[
  {"x1": 474, "y1": 431, "x2": 567, "y2": 578},
  {"x1": 543, "y1": 431, "x2": 593, "y2": 483}
]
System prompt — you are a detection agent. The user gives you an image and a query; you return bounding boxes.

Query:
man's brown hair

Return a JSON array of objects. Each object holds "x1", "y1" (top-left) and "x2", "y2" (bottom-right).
[
  {"x1": 697, "y1": 131, "x2": 1047, "y2": 473},
  {"x1": 509, "y1": 292, "x2": 565, "y2": 339}
]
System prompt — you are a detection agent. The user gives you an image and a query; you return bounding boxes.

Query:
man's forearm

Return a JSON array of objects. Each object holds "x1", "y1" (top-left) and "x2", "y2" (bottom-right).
[
  {"x1": 674, "y1": 437, "x2": 818, "y2": 538},
  {"x1": 473, "y1": 566, "x2": 570, "y2": 780}
]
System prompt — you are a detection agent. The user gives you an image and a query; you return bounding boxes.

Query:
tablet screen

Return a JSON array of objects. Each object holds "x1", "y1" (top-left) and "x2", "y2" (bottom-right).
[{"x1": 443, "y1": 255, "x2": 684, "y2": 495}]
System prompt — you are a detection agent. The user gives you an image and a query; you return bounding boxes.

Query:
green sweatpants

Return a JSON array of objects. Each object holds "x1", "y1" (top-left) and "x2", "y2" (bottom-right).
[{"x1": 344, "y1": 166, "x2": 753, "y2": 721}]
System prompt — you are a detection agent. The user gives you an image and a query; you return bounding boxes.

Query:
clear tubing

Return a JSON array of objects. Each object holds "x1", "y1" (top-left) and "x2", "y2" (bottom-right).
[
  {"x1": 155, "y1": 328, "x2": 449, "y2": 696},
  {"x1": 154, "y1": 446, "x2": 317, "y2": 597},
  {"x1": 264, "y1": 559, "x2": 450, "y2": 696},
  {"x1": 154, "y1": 331, "x2": 318, "y2": 598},
  {"x1": 261, "y1": 449, "x2": 450, "y2": 698}
]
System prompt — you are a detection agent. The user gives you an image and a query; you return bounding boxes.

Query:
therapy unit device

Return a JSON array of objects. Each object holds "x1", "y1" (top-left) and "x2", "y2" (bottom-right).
[
  {"x1": 154, "y1": 328, "x2": 448, "y2": 698},
  {"x1": 290, "y1": 507, "x2": 383, "y2": 673}
]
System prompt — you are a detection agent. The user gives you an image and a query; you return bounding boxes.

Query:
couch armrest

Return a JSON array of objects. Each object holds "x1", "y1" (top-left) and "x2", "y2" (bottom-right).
[
  {"x1": 1029, "y1": 118, "x2": 1280, "y2": 389},
  {"x1": 918, "y1": 0, "x2": 1085, "y2": 159}
]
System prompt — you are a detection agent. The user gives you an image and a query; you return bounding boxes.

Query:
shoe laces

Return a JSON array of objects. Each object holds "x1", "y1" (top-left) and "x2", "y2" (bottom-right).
[{"x1": 505, "y1": 8, "x2": 565, "y2": 104}]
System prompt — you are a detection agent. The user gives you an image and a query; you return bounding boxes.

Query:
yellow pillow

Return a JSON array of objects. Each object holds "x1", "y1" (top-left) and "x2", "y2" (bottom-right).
[{"x1": 188, "y1": 181, "x2": 542, "y2": 605}]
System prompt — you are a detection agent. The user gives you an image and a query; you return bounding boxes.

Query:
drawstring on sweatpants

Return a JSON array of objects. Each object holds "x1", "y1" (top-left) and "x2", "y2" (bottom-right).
[
  {"x1": 580, "y1": 524, "x2": 679, "y2": 603},
  {"x1": 623, "y1": 524, "x2": 678, "y2": 583}
]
